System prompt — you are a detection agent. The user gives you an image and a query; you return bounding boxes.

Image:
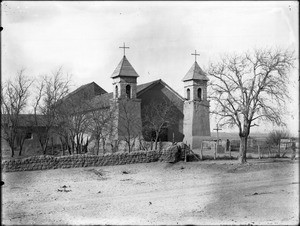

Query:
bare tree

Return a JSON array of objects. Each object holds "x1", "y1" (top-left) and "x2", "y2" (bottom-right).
[
  {"x1": 55, "y1": 118, "x2": 72, "y2": 155},
  {"x1": 32, "y1": 78, "x2": 47, "y2": 154},
  {"x1": 32, "y1": 67, "x2": 71, "y2": 155},
  {"x1": 15, "y1": 126, "x2": 31, "y2": 156},
  {"x1": 142, "y1": 98, "x2": 179, "y2": 150},
  {"x1": 87, "y1": 105, "x2": 116, "y2": 155},
  {"x1": 208, "y1": 47, "x2": 295, "y2": 163},
  {"x1": 1, "y1": 69, "x2": 33, "y2": 157},
  {"x1": 56, "y1": 94, "x2": 90, "y2": 154},
  {"x1": 71, "y1": 111, "x2": 90, "y2": 154},
  {"x1": 116, "y1": 99, "x2": 142, "y2": 153}
]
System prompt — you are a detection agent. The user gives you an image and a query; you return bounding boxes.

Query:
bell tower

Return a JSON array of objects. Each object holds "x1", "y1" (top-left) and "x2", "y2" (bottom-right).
[
  {"x1": 110, "y1": 43, "x2": 142, "y2": 144},
  {"x1": 112, "y1": 43, "x2": 138, "y2": 100},
  {"x1": 111, "y1": 56, "x2": 138, "y2": 100},
  {"x1": 182, "y1": 50, "x2": 210, "y2": 148}
]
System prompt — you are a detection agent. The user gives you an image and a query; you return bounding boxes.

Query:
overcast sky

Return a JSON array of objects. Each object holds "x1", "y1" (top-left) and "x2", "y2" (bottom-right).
[{"x1": 2, "y1": 1, "x2": 299, "y2": 135}]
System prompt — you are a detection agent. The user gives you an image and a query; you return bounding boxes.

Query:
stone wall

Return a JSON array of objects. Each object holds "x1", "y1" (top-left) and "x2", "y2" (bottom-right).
[{"x1": 2, "y1": 147, "x2": 180, "y2": 172}]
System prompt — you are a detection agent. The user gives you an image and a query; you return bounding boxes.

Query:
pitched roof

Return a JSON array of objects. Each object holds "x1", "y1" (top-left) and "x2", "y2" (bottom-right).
[
  {"x1": 63, "y1": 82, "x2": 107, "y2": 101},
  {"x1": 89, "y1": 79, "x2": 184, "y2": 108},
  {"x1": 136, "y1": 80, "x2": 161, "y2": 93},
  {"x1": 182, "y1": 61, "x2": 209, "y2": 82},
  {"x1": 137, "y1": 79, "x2": 184, "y2": 101},
  {"x1": 88, "y1": 92, "x2": 113, "y2": 110},
  {"x1": 2, "y1": 114, "x2": 47, "y2": 127},
  {"x1": 111, "y1": 56, "x2": 139, "y2": 78}
]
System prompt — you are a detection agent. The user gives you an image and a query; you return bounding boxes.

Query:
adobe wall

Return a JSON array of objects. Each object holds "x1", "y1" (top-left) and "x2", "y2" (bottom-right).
[
  {"x1": 1, "y1": 131, "x2": 61, "y2": 155},
  {"x1": 139, "y1": 82, "x2": 184, "y2": 142},
  {"x1": 2, "y1": 148, "x2": 180, "y2": 173},
  {"x1": 112, "y1": 99, "x2": 142, "y2": 141},
  {"x1": 192, "y1": 101, "x2": 210, "y2": 137},
  {"x1": 183, "y1": 100, "x2": 211, "y2": 149}
]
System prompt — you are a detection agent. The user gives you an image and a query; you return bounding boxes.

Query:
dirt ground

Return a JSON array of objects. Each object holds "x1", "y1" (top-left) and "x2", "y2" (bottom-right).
[{"x1": 2, "y1": 158, "x2": 299, "y2": 225}]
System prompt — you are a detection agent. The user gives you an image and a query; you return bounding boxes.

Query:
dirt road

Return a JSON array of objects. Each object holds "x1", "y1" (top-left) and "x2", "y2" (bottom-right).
[{"x1": 2, "y1": 159, "x2": 299, "y2": 225}]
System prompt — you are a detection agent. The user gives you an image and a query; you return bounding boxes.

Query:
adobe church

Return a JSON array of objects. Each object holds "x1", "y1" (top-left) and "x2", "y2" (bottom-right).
[{"x1": 67, "y1": 46, "x2": 211, "y2": 149}]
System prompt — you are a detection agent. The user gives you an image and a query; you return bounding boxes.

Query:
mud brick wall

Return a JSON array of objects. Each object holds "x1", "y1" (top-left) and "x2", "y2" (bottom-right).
[{"x1": 2, "y1": 147, "x2": 180, "y2": 172}]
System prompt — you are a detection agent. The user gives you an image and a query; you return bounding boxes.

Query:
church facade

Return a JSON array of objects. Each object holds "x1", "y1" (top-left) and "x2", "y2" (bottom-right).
[
  {"x1": 1, "y1": 51, "x2": 211, "y2": 156},
  {"x1": 66, "y1": 52, "x2": 211, "y2": 150}
]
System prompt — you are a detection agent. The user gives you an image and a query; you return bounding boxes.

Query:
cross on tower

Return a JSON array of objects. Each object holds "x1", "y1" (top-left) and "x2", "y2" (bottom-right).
[
  {"x1": 119, "y1": 42, "x2": 130, "y2": 56},
  {"x1": 191, "y1": 50, "x2": 200, "y2": 62}
]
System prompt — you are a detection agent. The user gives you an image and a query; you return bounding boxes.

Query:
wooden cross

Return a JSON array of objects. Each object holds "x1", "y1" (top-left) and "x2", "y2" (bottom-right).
[
  {"x1": 213, "y1": 124, "x2": 222, "y2": 146},
  {"x1": 119, "y1": 42, "x2": 129, "y2": 56},
  {"x1": 191, "y1": 50, "x2": 200, "y2": 62},
  {"x1": 213, "y1": 124, "x2": 222, "y2": 159}
]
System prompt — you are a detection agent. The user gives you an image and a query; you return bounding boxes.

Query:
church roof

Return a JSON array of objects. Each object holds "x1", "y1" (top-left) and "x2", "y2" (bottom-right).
[
  {"x1": 63, "y1": 82, "x2": 107, "y2": 101},
  {"x1": 2, "y1": 114, "x2": 48, "y2": 127},
  {"x1": 137, "y1": 79, "x2": 184, "y2": 101},
  {"x1": 89, "y1": 92, "x2": 113, "y2": 110},
  {"x1": 89, "y1": 79, "x2": 184, "y2": 109},
  {"x1": 182, "y1": 61, "x2": 209, "y2": 82},
  {"x1": 111, "y1": 56, "x2": 139, "y2": 78},
  {"x1": 136, "y1": 80, "x2": 160, "y2": 93}
]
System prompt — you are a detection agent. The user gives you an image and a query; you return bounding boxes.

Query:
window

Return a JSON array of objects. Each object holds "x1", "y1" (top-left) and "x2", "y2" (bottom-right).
[
  {"x1": 198, "y1": 88, "x2": 202, "y2": 100},
  {"x1": 186, "y1": 88, "x2": 190, "y2": 100},
  {"x1": 126, "y1": 85, "x2": 131, "y2": 98},
  {"x1": 115, "y1": 85, "x2": 119, "y2": 98},
  {"x1": 25, "y1": 132, "x2": 33, "y2": 140}
]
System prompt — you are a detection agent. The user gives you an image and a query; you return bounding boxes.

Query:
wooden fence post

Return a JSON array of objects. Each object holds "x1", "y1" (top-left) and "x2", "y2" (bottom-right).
[
  {"x1": 291, "y1": 142, "x2": 296, "y2": 160},
  {"x1": 200, "y1": 142, "x2": 203, "y2": 160},
  {"x1": 278, "y1": 140, "x2": 281, "y2": 157},
  {"x1": 184, "y1": 145, "x2": 187, "y2": 162},
  {"x1": 214, "y1": 142, "x2": 217, "y2": 160}
]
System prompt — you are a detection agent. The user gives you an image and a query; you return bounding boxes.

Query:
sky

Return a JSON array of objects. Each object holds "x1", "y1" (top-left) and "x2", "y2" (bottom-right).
[{"x1": 1, "y1": 1, "x2": 299, "y2": 136}]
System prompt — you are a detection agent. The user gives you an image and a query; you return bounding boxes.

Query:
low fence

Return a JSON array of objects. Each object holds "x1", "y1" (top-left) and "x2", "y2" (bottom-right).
[
  {"x1": 2, "y1": 148, "x2": 180, "y2": 173},
  {"x1": 198, "y1": 139, "x2": 298, "y2": 160}
]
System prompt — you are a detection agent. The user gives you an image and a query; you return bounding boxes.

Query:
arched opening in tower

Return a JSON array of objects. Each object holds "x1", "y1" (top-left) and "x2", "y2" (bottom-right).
[
  {"x1": 115, "y1": 85, "x2": 119, "y2": 98},
  {"x1": 197, "y1": 88, "x2": 202, "y2": 100},
  {"x1": 126, "y1": 85, "x2": 131, "y2": 98},
  {"x1": 187, "y1": 88, "x2": 190, "y2": 100}
]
